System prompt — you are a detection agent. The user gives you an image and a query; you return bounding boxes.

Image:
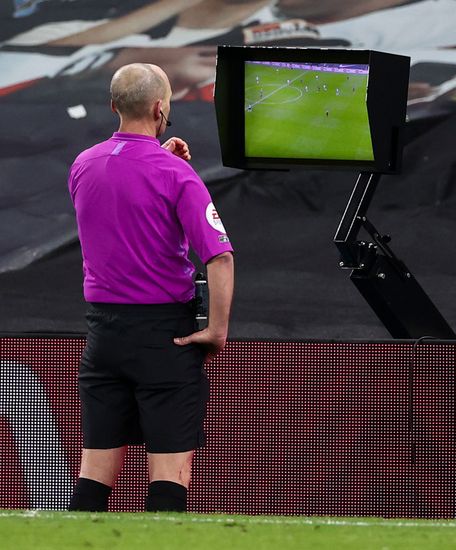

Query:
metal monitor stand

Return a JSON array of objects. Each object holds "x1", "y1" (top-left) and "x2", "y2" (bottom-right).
[{"x1": 334, "y1": 172, "x2": 455, "y2": 339}]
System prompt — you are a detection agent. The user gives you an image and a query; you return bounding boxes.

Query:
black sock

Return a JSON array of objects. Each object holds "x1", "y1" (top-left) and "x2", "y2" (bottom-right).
[
  {"x1": 68, "y1": 477, "x2": 112, "y2": 512},
  {"x1": 146, "y1": 480, "x2": 187, "y2": 512}
]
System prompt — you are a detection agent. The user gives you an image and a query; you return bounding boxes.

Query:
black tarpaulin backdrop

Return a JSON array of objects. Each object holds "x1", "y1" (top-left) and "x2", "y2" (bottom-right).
[
  {"x1": 1, "y1": 0, "x2": 455, "y2": 338},
  {"x1": 1, "y1": 112, "x2": 455, "y2": 338}
]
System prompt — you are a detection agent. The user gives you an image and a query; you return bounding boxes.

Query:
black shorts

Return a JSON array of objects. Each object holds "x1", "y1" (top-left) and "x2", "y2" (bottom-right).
[{"x1": 79, "y1": 302, "x2": 209, "y2": 453}]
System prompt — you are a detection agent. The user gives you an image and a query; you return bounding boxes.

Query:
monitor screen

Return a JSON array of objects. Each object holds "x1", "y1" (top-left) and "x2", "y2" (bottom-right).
[
  {"x1": 214, "y1": 47, "x2": 410, "y2": 173},
  {"x1": 244, "y1": 61, "x2": 374, "y2": 162}
]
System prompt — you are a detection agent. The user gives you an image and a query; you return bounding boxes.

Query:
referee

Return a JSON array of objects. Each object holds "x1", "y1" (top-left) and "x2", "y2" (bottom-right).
[{"x1": 67, "y1": 63, "x2": 234, "y2": 513}]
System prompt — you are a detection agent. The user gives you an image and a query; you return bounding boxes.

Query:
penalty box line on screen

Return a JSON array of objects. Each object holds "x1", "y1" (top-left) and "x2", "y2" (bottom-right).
[{"x1": 245, "y1": 71, "x2": 308, "y2": 110}]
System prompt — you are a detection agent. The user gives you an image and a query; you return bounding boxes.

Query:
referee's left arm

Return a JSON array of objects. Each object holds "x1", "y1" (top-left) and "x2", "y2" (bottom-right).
[{"x1": 174, "y1": 251, "x2": 234, "y2": 361}]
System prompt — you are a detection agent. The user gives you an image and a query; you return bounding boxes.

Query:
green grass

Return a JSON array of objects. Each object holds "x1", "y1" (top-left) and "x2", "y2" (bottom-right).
[
  {"x1": 245, "y1": 62, "x2": 374, "y2": 161},
  {"x1": 2, "y1": 511, "x2": 456, "y2": 550}
]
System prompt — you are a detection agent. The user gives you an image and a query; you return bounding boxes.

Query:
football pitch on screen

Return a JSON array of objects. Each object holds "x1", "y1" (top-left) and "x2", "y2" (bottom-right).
[
  {"x1": 245, "y1": 63, "x2": 374, "y2": 161},
  {"x1": 2, "y1": 511, "x2": 456, "y2": 550}
]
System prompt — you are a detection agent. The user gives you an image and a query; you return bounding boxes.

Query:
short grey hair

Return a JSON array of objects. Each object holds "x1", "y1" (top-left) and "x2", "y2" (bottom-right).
[{"x1": 110, "y1": 63, "x2": 167, "y2": 119}]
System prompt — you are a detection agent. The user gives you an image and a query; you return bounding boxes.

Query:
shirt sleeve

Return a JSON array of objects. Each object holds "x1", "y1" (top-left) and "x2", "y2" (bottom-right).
[
  {"x1": 68, "y1": 162, "x2": 76, "y2": 204},
  {"x1": 68, "y1": 160, "x2": 82, "y2": 205},
  {"x1": 175, "y1": 164, "x2": 233, "y2": 264}
]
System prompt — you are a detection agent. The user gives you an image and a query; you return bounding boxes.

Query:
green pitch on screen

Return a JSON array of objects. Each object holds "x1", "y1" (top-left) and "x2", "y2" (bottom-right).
[{"x1": 244, "y1": 62, "x2": 374, "y2": 161}]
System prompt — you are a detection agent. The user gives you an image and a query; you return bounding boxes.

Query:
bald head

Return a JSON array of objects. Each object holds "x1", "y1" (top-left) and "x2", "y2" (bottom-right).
[{"x1": 110, "y1": 63, "x2": 171, "y2": 120}]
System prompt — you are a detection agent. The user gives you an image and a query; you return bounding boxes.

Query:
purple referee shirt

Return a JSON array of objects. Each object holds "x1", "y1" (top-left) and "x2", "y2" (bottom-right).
[{"x1": 68, "y1": 132, "x2": 233, "y2": 304}]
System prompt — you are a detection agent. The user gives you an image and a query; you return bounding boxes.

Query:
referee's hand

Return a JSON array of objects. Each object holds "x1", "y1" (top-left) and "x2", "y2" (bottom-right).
[
  {"x1": 174, "y1": 328, "x2": 226, "y2": 362},
  {"x1": 161, "y1": 136, "x2": 191, "y2": 161}
]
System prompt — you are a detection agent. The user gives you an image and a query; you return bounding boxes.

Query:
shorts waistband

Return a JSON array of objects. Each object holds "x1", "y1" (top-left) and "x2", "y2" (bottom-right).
[{"x1": 88, "y1": 301, "x2": 195, "y2": 317}]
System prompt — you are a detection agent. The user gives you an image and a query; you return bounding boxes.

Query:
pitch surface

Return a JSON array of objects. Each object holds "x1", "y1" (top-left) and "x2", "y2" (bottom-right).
[{"x1": 245, "y1": 63, "x2": 374, "y2": 161}]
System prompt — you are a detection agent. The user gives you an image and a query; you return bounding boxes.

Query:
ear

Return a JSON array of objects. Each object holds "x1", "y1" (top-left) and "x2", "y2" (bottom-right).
[
  {"x1": 153, "y1": 99, "x2": 163, "y2": 121},
  {"x1": 110, "y1": 100, "x2": 117, "y2": 114}
]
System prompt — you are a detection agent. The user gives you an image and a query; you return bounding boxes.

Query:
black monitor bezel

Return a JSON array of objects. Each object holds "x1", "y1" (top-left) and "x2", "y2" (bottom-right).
[{"x1": 214, "y1": 46, "x2": 410, "y2": 173}]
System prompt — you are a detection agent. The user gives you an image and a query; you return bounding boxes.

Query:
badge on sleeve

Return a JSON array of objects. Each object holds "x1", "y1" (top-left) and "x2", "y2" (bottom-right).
[{"x1": 206, "y1": 202, "x2": 226, "y2": 233}]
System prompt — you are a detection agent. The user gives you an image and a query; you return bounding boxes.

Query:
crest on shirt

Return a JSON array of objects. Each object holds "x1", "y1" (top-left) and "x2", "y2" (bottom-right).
[
  {"x1": 206, "y1": 202, "x2": 226, "y2": 233},
  {"x1": 218, "y1": 235, "x2": 230, "y2": 243}
]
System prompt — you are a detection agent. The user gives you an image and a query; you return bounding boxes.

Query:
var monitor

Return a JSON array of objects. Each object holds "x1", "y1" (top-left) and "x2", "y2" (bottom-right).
[{"x1": 214, "y1": 46, "x2": 410, "y2": 173}]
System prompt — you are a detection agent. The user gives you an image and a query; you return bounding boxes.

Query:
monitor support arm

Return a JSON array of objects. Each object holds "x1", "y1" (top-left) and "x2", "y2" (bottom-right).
[{"x1": 334, "y1": 172, "x2": 455, "y2": 339}]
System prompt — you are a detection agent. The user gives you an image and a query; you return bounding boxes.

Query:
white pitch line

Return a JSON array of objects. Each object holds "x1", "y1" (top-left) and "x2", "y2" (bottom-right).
[
  {"x1": 246, "y1": 71, "x2": 308, "y2": 110},
  {"x1": 1, "y1": 511, "x2": 456, "y2": 529}
]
